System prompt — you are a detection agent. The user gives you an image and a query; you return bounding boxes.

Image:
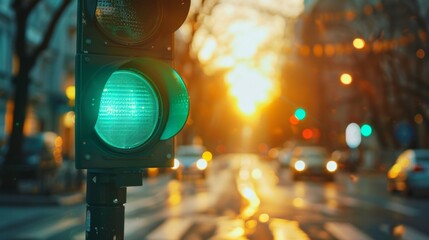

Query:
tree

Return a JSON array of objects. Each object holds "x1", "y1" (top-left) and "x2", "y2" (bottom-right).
[{"x1": 1, "y1": 0, "x2": 72, "y2": 192}]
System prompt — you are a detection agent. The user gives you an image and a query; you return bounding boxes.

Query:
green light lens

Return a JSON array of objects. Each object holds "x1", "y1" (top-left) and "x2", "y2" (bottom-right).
[
  {"x1": 294, "y1": 108, "x2": 306, "y2": 121},
  {"x1": 361, "y1": 124, "x2": 373, "y2": 137},
  {"x1": 95, "y1": 70, "x2": 159, "y2": 149}
]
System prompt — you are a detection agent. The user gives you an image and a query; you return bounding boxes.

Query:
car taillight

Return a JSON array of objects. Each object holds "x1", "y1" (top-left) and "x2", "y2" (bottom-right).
[{"x1": 412, "y1": 164, "x2": 425, "y2": 172}]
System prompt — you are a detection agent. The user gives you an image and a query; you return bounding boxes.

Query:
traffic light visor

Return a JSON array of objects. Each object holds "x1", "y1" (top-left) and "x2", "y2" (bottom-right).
[
  {"x1": 94, "y1": 69, "x2": 160, "y2": 150},
  {"x1": 95, "y1": 0, "x2": 161, "y2": 45},
  {"x1": 160, "y1": 69, "x2": 189, "y2": 140}
]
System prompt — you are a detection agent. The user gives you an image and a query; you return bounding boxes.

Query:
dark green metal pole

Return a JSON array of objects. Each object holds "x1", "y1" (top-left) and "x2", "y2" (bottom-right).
[{"x1": 85, "y1": 170, "x2": 142, "y2": 240}]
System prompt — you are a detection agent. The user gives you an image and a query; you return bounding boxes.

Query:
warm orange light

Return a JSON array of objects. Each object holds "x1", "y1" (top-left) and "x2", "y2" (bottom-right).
[
  {"x1": 202, "y1": 151, "x2": 213, "y2": 162},
  {"x1": 302, "y1": 129, "x2": 313, "y2": 140},
  {"x1": 416, "y1": 49, "x2": 425, "y2": 59},
  {"x1": 415, "y1": 114, "x2": 423, "y2": 124},
  {"x1": 63, "y1": 111, "x2": 75, "y2": 128},
  {"x1": 313, "y1": 44, "x2": 324, "y2": 57},
  {"x1": 259, "y1": 213, "x2": 270, "y2": 223},
  {"x1": 65, "y1": 85, "x2": 75, "y2": 101},
  {"x1": 289, "y1": 115, "x2": 299, "y2": 125},
  {"x1": 353, "y1": 38, "x2": 365, "y2": 49},
  {"x1": 226, "y1": 65, "x2": 277, "y2": 116},
  {"x1": 340, "y1": 73, "x2": 353, "y2": 85}
]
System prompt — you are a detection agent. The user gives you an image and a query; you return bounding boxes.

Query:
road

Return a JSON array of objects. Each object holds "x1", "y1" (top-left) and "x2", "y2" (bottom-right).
[{"x1": 0, "y1": 153, "x2": 428, "y2": 239}]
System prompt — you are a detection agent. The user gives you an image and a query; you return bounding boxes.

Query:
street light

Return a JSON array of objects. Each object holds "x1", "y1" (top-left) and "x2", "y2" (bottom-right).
[
  {"x1": 340, "y1": 73, "x2": 353, "y2": 85},
  {"x1": 353, "y1": 38, "x2": 366, "y2": 49}
]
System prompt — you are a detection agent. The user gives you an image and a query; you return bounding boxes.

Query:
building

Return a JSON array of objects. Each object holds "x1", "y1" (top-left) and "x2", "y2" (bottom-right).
[{"x1": 0, "y1": 0, "x2": 76, "y2": 159}]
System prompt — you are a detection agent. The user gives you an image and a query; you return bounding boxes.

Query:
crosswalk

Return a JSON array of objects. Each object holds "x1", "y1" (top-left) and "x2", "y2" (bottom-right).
[
  {"x1": 135, "y1": 215, "x2": 429, "y2": 240},
  {"x1": 0, "y1": 171, "x2": 427, "y2": 240},
  {"x1": 2, "y1": 212, "x2": 428, "y2": 240}
]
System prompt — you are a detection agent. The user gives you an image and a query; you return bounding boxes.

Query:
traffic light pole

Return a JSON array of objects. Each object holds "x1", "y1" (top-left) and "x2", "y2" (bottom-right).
[{"x1": 85, "y1": 170, "x2": 142, "y2": 240}]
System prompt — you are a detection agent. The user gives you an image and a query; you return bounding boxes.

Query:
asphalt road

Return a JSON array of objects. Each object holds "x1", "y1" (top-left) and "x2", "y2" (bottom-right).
[{"x1": 0, "y1": 153, "x2": 428, "y2": 240}]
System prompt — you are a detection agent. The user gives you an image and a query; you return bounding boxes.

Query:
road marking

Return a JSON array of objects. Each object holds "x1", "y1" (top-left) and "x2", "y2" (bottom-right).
[
  {"x1": 17, "y1": 217, "x2": 80, "y2": 239},
  {"x1": 325, "y1": 222, "x2": 373, "y2": 240},
  {"x1": 269, "y1": 218, "x2": 310, "y2": 240},
  {"x1": 145, "y1": 217, "x2": 193, "y2": 240},
  {"x1": 338, "y1": 196, "x2": 419, "y2": 217},
  {"x1": 124, "y1": 217, "x2": 154, "y2": 238},
  {"x1": 73, "y1": 232, "x2": 85, "y2": 240},
  {"x1": 126, "y1": 193, "x2": 164, "y2": 214},
  {"x1": 384, "y1": 202, "x2": 419, "y2": 216},
  {"x1": 400, "y1": 225, "x2": 429, "y2": 240}
]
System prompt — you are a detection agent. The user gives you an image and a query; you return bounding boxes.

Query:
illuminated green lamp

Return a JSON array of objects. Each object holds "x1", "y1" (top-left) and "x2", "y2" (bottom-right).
[
  {"x1": 94, "y1": 70, "x2": 160, "y2": 149},
  {"x1": 360, "y1": 124, "x2": 373, "y2": 137},
  {"x1": 94, "y1": 58, "x2": 189, "y2": 150},
  {"x1": 294, "y1": 108, "x2": 306, "y2": 121}
]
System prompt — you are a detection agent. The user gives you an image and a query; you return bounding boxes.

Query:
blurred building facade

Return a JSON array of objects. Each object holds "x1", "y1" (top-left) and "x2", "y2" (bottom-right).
[
  {"x1": 294, "y1": 0, "x2": 429, "y2": 169},
  {"x1": 0, "y1": 0, "x2": 76, "y2": 159}
]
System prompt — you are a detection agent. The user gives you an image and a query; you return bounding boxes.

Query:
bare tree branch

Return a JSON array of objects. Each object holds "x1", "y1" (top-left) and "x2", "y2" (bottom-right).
[{"x1": 29, "y1": 0, "x2": 72, "y2": 66}]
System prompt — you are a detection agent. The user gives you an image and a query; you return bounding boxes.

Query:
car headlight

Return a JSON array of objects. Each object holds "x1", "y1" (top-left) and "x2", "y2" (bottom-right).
[
  {"x1": 172, "y1": 158, "x2": 181, "y2": 170},
  {"x1": 294, "y1": 160, "x2": 306, "y2": 171},
  {"x1": 326, "y1": 160, "x2": 338, "y2": 172},
  {"x1": 196, "y1": 158, "x2": 208, "y2": 171}
]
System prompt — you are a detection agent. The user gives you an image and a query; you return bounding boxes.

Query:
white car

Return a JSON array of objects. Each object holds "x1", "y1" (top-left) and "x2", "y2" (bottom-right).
[
  {"x1": 173, "y1": 145, "x2": 208, "y2": 180},
  {"x1": 289, "y1": 146, "x2": 338, "y2": 181}
]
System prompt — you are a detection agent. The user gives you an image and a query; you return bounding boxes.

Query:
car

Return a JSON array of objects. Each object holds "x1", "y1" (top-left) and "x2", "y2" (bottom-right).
[
  {"x1": 289, "y1": 146, "x2": 338, "y2": 181},
  {"x1": 387, "y1": 149, "x2": 429, "y2": 196},
  {"x1": 172, "y1": 145, "x2": 208, "y2": 180},
  {"x1": 0, "y1": 132, "x2": 63, "y2": 193}
]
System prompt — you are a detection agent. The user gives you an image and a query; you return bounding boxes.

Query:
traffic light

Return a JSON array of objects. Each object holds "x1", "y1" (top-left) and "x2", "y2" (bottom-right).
[
  {"x1": 360, "y1": 124, "x2": 373, "y2": 137},
  {"x1": 294, "y1": 108, "x2": 306, "y2": 121},
  {"x1": 76, "y1": 0, "x2": 191, "y2": 169}
]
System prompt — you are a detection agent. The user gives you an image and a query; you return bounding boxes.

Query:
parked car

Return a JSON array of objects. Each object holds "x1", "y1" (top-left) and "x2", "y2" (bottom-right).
[
  {"x1": 0, "y1": 132, "x2": 63, "y2": 193},
  {"x1": 289, "y1": 146, "x2": 338, "y2": 181},
  {"x1": 172, "y1": 145, "x2": 208, "y2": 180},
  {"x1": 387, "y1": 149, "x2": 429, "y2": 196}
]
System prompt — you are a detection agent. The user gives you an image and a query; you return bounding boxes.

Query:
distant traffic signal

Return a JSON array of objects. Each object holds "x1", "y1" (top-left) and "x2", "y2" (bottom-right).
[
  {"x1": 360, "y1": 124, "x2": 373, "y2": 137},
  {"x1": 75, "y1": 0, "x2": 191, "y2": 169},
  {"x1": 294, "y1": 108, "x2": 306, "y2": 121}
]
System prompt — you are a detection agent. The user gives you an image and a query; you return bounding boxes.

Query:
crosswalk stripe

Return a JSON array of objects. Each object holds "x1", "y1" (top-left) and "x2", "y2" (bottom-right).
[
  {"x1": 401, "y1": 225, "x2": 429, "y2": 240},
  {"x1": 269, "y1": 218, "x2": 310, "y2": 240},
  {"x1": 145, "y1": 217, "x2": 194, "y2": 240},
  {"x1": 384, "y1": 202, "x2": 419, "y2": 217},
  {"x1": 325, "y1": 222, "x2": 373, "y2": 240},
  {"x1": 17, "y1": 218, "x2": 80, "y2": 239}
]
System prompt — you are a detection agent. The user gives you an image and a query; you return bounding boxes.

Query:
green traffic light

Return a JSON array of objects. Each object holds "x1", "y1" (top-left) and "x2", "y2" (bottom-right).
[
  {"x1": 361, "y1": 124, "x2": 373, "y2": 137},
  {"x1": 294, "y1": 108, "x2": 306, "y2": 121},
  {"x1": 94, "y1": 69, "x2": 160, "y2": 149}
]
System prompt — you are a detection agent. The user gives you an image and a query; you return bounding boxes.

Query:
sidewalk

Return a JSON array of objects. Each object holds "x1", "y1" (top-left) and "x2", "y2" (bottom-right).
[
  {"x1": 0, "y1": 191, "x2": 84, "y2": 206},
  {"x1": 0, "y1": 160, "x2": 86, "y2": 206}
]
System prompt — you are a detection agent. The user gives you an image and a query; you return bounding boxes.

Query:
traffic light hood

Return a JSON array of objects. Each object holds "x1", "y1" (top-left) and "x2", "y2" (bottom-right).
[{"x1": 120, "y1": 58, "x2": 190, "y2": 141}]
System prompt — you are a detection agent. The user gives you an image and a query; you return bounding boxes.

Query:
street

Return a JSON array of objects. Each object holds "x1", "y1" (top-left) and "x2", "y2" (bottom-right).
[{"x1": 1, "y1": 153, "x2": 428, "y2": 240}]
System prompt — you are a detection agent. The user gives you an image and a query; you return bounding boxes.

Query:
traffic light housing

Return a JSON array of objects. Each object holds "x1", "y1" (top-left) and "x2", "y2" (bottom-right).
[{"x1": 76, "y1": 0, "x2": 190, "y2": 169}]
